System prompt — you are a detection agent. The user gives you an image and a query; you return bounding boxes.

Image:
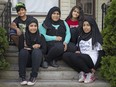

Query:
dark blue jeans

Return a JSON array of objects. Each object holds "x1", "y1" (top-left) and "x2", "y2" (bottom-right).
[{"x1": 18, "y1": 48, "x2": 42, "y2": 78}]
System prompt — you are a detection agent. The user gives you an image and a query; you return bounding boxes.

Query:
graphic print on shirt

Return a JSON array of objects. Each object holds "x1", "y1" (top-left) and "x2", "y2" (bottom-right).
[
  {"x1": 79, "y1": 39, "x2": 92, "y2": 52},
  {"x1": 19, "y1": 23, "x2": 26, "y2": 33}
]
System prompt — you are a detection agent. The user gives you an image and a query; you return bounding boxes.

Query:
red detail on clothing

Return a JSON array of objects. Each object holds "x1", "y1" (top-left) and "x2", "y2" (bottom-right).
[{"x1": 66, "y1": 19, "x2": 79, "y2": 28}]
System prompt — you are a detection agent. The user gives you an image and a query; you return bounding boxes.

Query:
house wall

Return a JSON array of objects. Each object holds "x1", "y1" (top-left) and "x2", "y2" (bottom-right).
[
  {"x1": 11, "y1": 0, "x2": 76, "y2": 25},
  {"x1": 11, "y1": 0, "x2": 109, "y2": 30},
  {"x1": 95, "y1": 0, "x2": 109, "y2": 31}
]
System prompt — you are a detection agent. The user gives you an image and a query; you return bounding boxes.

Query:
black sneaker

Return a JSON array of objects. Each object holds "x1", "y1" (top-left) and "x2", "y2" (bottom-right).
[
  {"x1": 20, "y1": 77, "x2": 27, "y2": 85},
  {"x1": 27, "y1": 77, "x2": 36, "y2": 85},
  {"x1": 42, "y1": 61, "x2": 49, "y2": 68},
  {"x1": 49, "y1": 60, "x2": 59, "y2": 67}
]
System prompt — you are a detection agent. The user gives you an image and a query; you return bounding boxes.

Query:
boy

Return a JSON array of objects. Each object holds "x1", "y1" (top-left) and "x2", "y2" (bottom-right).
[{"x1": 10, "y1": 2, "x2": 33, "y2": 51}]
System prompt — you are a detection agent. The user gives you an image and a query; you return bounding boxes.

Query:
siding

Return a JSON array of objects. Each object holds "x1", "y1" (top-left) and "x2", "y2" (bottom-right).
[{"x1": 95, "y1": 0, "x2": 109, "y2": 31}]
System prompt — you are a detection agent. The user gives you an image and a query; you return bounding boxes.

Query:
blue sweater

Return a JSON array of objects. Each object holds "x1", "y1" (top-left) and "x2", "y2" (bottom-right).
[{"x1": 39, "y1": 20, "x2": 71, "y2": 44}]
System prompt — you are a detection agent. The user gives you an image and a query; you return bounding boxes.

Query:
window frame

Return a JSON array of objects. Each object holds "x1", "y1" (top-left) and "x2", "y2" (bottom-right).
[{"x1": 76, "y1": 0, "x2": 95, "y2": 18}]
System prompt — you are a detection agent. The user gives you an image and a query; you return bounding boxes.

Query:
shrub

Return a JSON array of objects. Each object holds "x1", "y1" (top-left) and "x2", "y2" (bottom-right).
[
  {"x1": 0, "y1": 26, "x2": 9, "y2": 70},
  {"x1": 100, "y1": 0, "x2": 116, "y2": 87}
]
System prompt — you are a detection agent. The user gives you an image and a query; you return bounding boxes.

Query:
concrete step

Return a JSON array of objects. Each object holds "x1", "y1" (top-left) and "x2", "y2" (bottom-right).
[
  {"x1": 6, "y1": 45, "x2": 18, "y2": 52},
  {"x1": 0, "y1": 79, "x2": 110, "y2": 87},
  {"x1": 0, "y1": 64, "x2": 78, "y2": 80}
]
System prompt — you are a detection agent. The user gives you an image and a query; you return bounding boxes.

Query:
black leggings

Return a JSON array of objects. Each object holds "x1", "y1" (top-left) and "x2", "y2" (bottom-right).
[
  {"x1": 46, "y1": 41, "x2": 77, "y2": 63},
  {"x1": 63, "y1": 52, "x2": 94, "y2": 73},
  {"x1": 18, "y1": 48, "x2": 42, "y2": 78}
]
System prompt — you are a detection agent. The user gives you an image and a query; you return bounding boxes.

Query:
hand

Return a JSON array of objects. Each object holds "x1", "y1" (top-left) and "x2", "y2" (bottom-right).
[
  {"x1": 32, "y1": 44, "x2": 41, "y2": 49},
  {"x1": 63, "y1": 42, "x2": 67, "y2": 51},
  {"x1": 56, "y1": 36, "x2": 62, "y2": 41},
  {"x1": 75, "y1": 51, "x2": 80, "y2": 54},
  {"x1": 16, "y1": 28, "x2": 22, "y2": 36},
  {"x1": 10, "y1": 22, "x2": 17, "y2": 29}
]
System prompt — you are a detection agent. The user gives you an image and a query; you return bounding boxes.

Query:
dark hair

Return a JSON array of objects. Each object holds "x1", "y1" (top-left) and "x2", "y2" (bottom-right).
[
  {"x1": 15, "y1": 2, "x2": 26, "y2": 12},
  {"x1": 65, "y1": 5, "x2": 84, "y2": 26}
]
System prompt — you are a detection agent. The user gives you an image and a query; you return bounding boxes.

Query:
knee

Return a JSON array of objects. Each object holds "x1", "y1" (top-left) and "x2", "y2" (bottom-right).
[
  {"x1": 32, "y1": 49, "x2": 42, "y2": 56},
  {"x1": 55, "y1": 44, "x2": 64, "y2": 52}
]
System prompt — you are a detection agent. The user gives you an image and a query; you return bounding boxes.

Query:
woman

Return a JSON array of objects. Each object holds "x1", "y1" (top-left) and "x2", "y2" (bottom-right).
[
  {"x1": 63, "y1": 16, "x2": 103, "y2": 83},
  {"x1": 18, "y1": 17, "x2": 46, "y2": 85},
  {"x1": 39, "y1": 6, "x2": 76, "y2": 68}
]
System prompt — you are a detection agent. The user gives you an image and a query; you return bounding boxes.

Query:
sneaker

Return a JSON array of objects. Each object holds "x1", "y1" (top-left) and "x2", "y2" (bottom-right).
[
  {"x1": 78, "y1": 71, "x2": 85, "y2": 82},
  {"x1": 20, "y1": 77, "x2": 27, "y2": 85},
  {"x1": 42, "y1": 61, "x2": 49, "y2": 68},
  {"x1": 27, "y1": 77, "x2": 36, "y2": 85},
  {"x1": 84, "y1": 73, "x2": 96, "y2": 83},
  {"x1": 49, "y1": 60, "x2": 59, "y2": 67}
]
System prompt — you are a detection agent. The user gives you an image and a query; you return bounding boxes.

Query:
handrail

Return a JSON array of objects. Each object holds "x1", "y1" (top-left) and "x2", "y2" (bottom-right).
[
  {"x1": 0, "y1": 0, "x2": 11, "y2": 41},
  {"x1": 0, "y1": 0, "x2": 11, "y2": 18}
]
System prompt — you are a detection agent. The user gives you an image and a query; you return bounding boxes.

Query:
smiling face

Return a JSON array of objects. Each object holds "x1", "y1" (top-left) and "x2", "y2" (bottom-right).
[
  {"x1": 17, "y1": 8, "x2": 26, "y2": 17},
  {"x1": 51, "y1": 11, "x2": 60, "y2": 21},
  {"x1": 72, "y1": 8, "x2": 80, "y2": 19},
  {"x1": 83, "y1": 21, "x2": 91, "y2": 33},
  {"x1": 28, "y1": 23, "x2": 38, "y2": 33}
]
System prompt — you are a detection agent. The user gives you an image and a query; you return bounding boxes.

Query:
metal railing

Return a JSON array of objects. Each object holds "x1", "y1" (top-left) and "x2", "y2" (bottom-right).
[
  {"x1": 0, "y1": 0, "x2": 11, "y2": 41},
  {"x1": 101, "y1": 2, "x2": 111, "y2": 30}
]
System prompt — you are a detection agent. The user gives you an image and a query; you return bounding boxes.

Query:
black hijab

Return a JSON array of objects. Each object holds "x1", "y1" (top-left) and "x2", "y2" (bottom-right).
[
  {"x1": 42, "y1": 6, "x2": 63, "y2": 29},
  {"x1": 79, "y1": 16, "x2": 103, "y2": 46},
  {"x1": 25, "y1": 17, "x2": 41, "y2": 47}
]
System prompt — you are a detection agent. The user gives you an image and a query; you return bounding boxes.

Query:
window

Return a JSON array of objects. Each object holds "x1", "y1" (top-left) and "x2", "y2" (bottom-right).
[
  {"x1": 76, "y1": 0, "x2": 95, "y2": 17},
  {"x1": 11, "y1": 0, "x2": 59, "y2": 15}
]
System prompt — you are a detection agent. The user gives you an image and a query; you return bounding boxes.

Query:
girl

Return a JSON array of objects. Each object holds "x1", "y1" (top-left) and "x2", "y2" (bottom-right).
[
  {"x1": 63, "y1": 16, "x2": 103, "y2": 83},
  {"x1": 39, "y1": 7, "x2": 76, "y2": 68},
  {"x1": 18, "y1": 18, "x2": 46, "y2": 85},
  {"x1": 65, "y1": 6, "x2": 84, "y2": 44}
]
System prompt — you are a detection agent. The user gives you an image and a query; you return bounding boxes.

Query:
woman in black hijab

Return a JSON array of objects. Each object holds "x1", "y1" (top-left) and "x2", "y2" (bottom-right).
[
  {"x1": 39, "y1": 6, "x2": 77, "y2": 68},
  {"x1": 18, "y1": 18, "x2": 46, "y2": 86},
  {"x1": 63, "y1": 16, "x2": 103, "y2": 83}
]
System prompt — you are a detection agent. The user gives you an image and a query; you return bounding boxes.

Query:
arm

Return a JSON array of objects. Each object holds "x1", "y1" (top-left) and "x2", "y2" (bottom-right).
[
  {"x1": 63, "y1": 21, "x2": 71, "y2": 44},
  {"x1": 10, "y1": 18, "x2": 22, "y2": 35},
  {"x1": 39, "y1": 23, "x2": 57, "y2": 41}
]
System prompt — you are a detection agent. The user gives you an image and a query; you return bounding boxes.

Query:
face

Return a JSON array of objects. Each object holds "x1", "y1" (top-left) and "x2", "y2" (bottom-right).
[
  {"x1": 72, "y1": 8, "x2": 80, "y2": 19},
  {"x1": 83, "y1": 21, "x2": 91, "y2": 33},
  {"x1": 29, "y1": 23, "x2": 38, "y2": 33},
  {"x1": 51, "y1": 11, "x2": 60, "y2": 21},
  {"x1": 17, "y1": 8, "x2": 26, "y2": 17}
]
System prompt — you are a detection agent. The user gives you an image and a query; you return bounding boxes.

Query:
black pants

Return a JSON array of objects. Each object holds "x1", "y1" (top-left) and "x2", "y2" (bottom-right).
[
  {"x1": 18, "y1": 48, "x2": 42, "y2": 78},
  {"x1": 70, "y1": 28, "x2": 79, "y2": 44},
  {"x1": 63, "y1": 52, "x2": 94, "y2": 73},
  {"x1": 46, "y1": 41, "x2": 77, "y2": 63},
  {"x1": 18, "y1": 34, "x2": 24, "y2": 51}
]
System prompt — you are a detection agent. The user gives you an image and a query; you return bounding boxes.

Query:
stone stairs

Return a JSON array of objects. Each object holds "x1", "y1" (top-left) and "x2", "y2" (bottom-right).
[{"x1": 0, "y1": 45, "x2": 111, "y2": 87}]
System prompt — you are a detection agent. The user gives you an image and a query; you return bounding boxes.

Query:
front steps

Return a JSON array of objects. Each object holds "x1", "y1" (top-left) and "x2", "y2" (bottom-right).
[
  {"x1": 0, "y1": 79, "x2": 110, "y2": 87},
  {"x1": 0, "y1": 46, "x2": 111, "y2": 87}
]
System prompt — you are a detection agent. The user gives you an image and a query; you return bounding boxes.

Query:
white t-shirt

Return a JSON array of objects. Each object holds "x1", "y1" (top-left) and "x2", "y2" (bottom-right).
[{"x1": 78, "y1": 38, "x2": 102, "y2": 65}]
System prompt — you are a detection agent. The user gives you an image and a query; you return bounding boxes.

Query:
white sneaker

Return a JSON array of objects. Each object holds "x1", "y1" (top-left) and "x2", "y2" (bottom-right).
[
  {"x1": 27, "y1": 77, "x2": 36, "y2": 86},
  {"x1": 20, "y1": 77, "x2": 27, "y2": 85},
  {"x1": 84, "y1": 73, "x2": 95, "y2": 83},
  {"x1": 78, "y1": 71, "x2": 85, "y2": 82}
]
